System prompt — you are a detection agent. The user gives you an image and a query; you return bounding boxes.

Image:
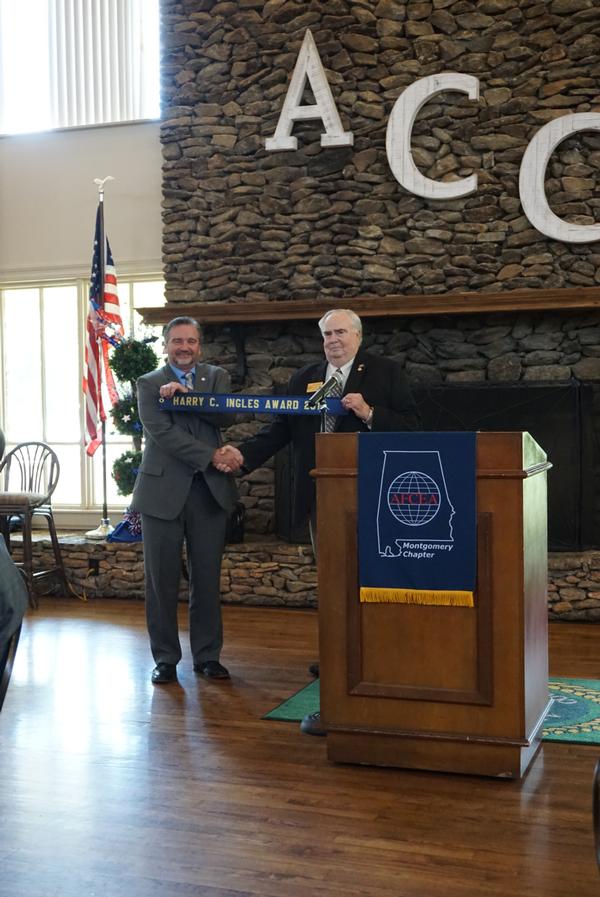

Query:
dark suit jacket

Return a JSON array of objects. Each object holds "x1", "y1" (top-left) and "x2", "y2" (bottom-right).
[
  {"x1": 131, "y1": 362, "x2": 238, "y2": 521},
  {"x1": 240, "y1": 349, "x2": 421, "y2": 527},
  {"x1": 0, "y1": 537, "x2": 27, "y2": 655}
]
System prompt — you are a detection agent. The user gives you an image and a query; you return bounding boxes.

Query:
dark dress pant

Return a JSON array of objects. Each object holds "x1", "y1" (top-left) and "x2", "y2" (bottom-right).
[{"x1": 141, "y1": 475, "x2": 228, "y2": 667}]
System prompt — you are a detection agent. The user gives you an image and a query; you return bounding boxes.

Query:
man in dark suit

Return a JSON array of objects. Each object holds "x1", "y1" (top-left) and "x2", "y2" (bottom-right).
[
  {"x1": 230, "y1": 308, "x2": 420, "y2": 534},
  {"x1": 219, "y1": 309, "x2": 420, "y2": 733},
  {"x1": 0, "y1": 536, "x2": 27, "y2": 660},
  {"x1": 131, "y1": 316, "x2": 239, "y2": 685}
]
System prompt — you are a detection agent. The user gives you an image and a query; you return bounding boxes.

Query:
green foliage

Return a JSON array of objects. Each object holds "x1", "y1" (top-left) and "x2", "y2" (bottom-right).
[
  {"x1": 109, "y1": 338, "x2": 158, "y2": 495},
  {"x1": 112, "y1": 450, "x2": 142, "y2": 497},
  {"x1": 109, "y1": 338, "x2": 158, "y2": 386},
  {"x1": 109, "y1": 394, "x2": 142, "y2": 437}
]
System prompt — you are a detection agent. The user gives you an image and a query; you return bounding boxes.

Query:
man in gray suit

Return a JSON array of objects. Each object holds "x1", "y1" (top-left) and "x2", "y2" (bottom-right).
[{"x1": 131, "y1": 316, "x2": 239, "y2": 685}]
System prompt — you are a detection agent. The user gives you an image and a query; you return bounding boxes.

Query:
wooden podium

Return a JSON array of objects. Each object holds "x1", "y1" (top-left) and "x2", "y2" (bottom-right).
[{"x1": 314, "y1": 431, "x2": 551, "y2": 779}]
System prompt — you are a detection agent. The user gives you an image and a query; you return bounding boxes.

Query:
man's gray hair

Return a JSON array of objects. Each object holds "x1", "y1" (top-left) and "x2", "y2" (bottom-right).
[
  {"x1": 163, "y1": 316, "x2": 202, "y2": 340},
  {"x1": 318, "y1": 308, "x2": 363, "y2": 338}
]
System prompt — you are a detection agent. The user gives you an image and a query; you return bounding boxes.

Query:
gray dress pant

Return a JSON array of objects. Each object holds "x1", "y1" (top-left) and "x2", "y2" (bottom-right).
[{"x1": 142, "y1": 474, "x2": 228, "y2": 667}]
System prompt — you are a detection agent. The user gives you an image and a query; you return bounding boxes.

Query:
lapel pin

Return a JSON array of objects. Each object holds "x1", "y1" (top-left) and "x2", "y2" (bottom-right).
[{"x1": 357, "y1": 364, "x2": 365, "y2": 372}]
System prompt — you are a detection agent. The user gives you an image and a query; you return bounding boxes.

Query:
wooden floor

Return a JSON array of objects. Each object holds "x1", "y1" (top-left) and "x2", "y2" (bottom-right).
[{"x1": 0, "y1": 600, "x2": 598, "y2": 897}]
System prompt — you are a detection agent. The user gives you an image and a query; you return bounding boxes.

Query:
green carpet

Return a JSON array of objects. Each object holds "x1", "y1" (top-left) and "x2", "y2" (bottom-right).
[
  {"x1": 545, "y1": 677, "x2": 600, "y2": 743},
  {"x1": 265, "y1": 676, "x2": 600, "y2": 744},
  {"x1": 264, "y1": 679, "x2": 320, "y2": 722}
]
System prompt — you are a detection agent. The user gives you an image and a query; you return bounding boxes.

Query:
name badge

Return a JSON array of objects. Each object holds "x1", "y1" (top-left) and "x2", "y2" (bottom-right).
[{"x1": 306, "y1": 381, "x2": 323, "y2": 393}]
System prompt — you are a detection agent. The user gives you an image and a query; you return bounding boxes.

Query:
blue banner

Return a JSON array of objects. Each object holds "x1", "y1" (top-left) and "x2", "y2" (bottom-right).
[
  {"x1": 358, "y1": 432, "x2": 477, "y2": 606},
  {"x1": 159, "y1": 393, "x2": 348, "y2": 416}
]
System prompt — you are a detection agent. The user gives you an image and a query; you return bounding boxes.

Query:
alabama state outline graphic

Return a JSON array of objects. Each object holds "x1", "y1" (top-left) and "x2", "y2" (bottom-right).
[{"x1": 377, "y1": 450, "x2": 454, "y2": 556}]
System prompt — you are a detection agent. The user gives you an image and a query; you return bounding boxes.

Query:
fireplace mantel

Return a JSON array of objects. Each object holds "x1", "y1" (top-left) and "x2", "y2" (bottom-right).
[{"x1": 139, "y1": 286, "x2": 600, "y2": 326}]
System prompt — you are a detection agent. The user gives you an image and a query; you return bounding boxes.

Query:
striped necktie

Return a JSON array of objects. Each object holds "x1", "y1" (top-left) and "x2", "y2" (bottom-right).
[
  {"x1": 324, "y1": 369, "x2": 343, "y2": 433},
  {"x1": 183, "y1": 370, "x2": 194, "y2": 390}
]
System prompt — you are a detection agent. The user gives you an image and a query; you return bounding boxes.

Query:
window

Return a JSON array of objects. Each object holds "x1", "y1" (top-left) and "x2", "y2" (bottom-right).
[
  {"x1": 0, "y1": 0, "x2": 160, "y2": 135},
  {"x1": 0, "y1": 276, "x2": 165, "y2": 526}
]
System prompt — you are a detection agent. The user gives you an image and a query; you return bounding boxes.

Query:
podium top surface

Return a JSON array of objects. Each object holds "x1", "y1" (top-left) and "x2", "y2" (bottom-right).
[{"x1": 315, "y1": 431, "x2": 549, "y2": 479}]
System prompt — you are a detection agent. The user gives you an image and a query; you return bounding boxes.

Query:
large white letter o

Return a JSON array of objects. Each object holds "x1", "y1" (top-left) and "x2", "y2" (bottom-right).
[{"x1": 519, "y1": 113, "x2": 600, "y2": 244}]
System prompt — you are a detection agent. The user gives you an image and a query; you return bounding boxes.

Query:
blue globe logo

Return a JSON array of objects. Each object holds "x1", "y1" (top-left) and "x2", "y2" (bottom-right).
[{"x1": 387, "y1": 471, "x2": 441, "y2": 526}]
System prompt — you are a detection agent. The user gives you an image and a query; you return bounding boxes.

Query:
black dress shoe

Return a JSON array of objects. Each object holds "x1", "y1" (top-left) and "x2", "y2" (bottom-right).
[
  {"x1": 300, "y1": 710, "x2": 326, "y2": 736},
  {"x1": 151, "y1": 663, "x2": 177, "y2": 684},
  {"x1": 308, "y1": 662, "x2": 319, "y2": 677},
  {"x1": 194, "y1": 660, "x2": 230, "y2": 679}
]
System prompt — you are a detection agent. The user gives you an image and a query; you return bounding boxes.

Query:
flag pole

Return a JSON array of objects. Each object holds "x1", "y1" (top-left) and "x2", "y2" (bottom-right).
[{"x1": 86, "y1": 177, "x2": 115, "y2": 540}]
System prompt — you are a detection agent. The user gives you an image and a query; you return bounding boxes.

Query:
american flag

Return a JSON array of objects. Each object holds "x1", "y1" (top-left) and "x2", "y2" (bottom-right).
[{"x1": 83, "y1": 203, "x2": 124, "y2": 456}]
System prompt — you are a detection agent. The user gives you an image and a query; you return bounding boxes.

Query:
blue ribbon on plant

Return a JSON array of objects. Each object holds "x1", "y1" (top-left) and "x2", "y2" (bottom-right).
[{"x1": 123, "y1": 507, "x2": 142, "y2": 536}]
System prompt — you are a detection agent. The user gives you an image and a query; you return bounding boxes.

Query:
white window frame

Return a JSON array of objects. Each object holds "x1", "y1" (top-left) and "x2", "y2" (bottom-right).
[
  {"x1": 0, "y1": 0, "x2": 160, "y2": 136},
  {"x1": 0, "y1": 271, "x2": 164, "y2": 530}
]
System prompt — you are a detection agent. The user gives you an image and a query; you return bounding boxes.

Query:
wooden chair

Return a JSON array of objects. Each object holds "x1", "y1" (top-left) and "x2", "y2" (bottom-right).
[{"x1": 0, "y1": 442, "x2": 69, "y2": 607}]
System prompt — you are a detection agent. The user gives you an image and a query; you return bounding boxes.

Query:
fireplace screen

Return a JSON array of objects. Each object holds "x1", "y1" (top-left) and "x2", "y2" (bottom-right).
[{"x1": 274, "y1": 380, "x2": 597, "y2": 552}]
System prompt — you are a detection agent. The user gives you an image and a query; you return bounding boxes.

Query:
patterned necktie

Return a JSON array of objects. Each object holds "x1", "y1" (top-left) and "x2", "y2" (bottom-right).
[
  {"x1": 324, "y1": 369, "x2": 343, "y2": 433},
  {"x1": 183, "y1": 370, "x2": 194, "y2": 390}
]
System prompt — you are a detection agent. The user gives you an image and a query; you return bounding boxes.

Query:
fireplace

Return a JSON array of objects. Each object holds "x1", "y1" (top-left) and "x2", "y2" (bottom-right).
[{"x1": 274, "y1": 381, "x2": 597, "y2": 552}]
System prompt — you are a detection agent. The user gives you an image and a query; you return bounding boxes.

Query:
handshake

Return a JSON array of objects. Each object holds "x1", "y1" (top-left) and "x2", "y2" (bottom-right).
[{"x1": 211, "y1": 444, "x2": 244, "y2": 474}]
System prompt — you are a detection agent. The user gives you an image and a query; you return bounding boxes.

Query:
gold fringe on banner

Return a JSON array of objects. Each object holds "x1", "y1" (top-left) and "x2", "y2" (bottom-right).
[{"x1": 360, "y1": 587, "x2": 474, "y2": 607}]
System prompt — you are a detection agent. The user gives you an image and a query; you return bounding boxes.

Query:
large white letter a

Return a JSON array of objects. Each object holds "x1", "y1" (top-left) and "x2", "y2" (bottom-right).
[{"x1": 265, "y1": 29, "x2": 353, "y2": 151}]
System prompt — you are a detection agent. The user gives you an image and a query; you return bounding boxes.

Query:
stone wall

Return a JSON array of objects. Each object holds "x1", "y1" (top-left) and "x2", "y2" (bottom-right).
[
  {"x1": 203, "y1": 310, "x2": 600, "y2": 536},
  {"x1": 549, "y1": 551, "x2": 600, "y2": 621},
  {"x1": 156, "y1": 2, "x2": 600, "y2": 585},
  {"x1": 158, "y1": 0, "x2": 600, "y2": 539},
  {"x1": 15, "y1": 537, "x2": 317, "y2": 607},
  {"x1": 14, "y1": 535, "x2": 600, "y2": 621},
  {"x1": 160, "y1": 0, "x2": 600, "y2": 304}
]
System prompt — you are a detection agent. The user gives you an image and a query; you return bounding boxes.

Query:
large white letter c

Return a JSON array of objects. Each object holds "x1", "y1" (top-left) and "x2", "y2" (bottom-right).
[{"x1": 386, "y1": 73, "x2": 480, "y2": 200}]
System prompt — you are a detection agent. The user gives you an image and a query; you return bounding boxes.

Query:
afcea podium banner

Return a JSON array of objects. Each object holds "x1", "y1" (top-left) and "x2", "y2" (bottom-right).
[{"x1": 358, "y1": 432, "x2": 477, "y2": 607}]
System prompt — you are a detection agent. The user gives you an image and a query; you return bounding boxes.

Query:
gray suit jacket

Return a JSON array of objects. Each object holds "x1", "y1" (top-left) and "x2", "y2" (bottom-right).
[{"x1": 131, "y1": 362, "x2": 237, "y2": 520}]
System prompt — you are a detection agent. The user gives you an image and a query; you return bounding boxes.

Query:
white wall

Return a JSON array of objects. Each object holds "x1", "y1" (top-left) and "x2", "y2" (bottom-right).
[{"x1": 0, "y1": 121, "x2": 162, "y2": 281}]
